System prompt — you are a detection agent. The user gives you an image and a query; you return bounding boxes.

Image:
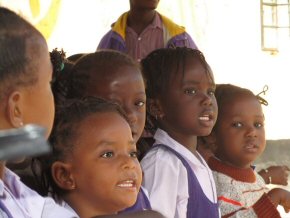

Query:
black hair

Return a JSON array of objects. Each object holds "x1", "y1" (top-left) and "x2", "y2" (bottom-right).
[
  {"x1": 49, "y1": 48, "x2": 74, "y2": 106},
  {"x1": 66, "y1": 53, "x2": 86, "y2": 63},
  {"x1": 33, "y1": 96, "x2": 129, "y2": 199},
  {"x1": 0, "y1": 7, "x2": 46, "y2": 101},
  {"x1": 213, "y1": 84, "x2": 268, "y2": 131},
  {"x1": 66, "y1": 50, "x2": 141, "y2": 99},
  {"x1": 141, "y1": 47, "x2": 213, "y2": 136}
]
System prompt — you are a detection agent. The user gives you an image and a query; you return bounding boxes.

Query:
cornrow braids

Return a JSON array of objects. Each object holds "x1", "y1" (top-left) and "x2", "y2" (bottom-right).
[
  {"x1": 141, "y1": 47, "x2": 213, "y2": 135},
  {"x1": 0, "y1": 7, "x2": 45, "y2": 101},
  {"x1": 33, "y1": 96, "x2": 128, "y2": 199},
  {"x1": 66, "y1": 50, "x2": 141, "y2": 99}
]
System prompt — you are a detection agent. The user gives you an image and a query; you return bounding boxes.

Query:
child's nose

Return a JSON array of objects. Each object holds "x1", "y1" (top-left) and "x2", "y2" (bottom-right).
[
  {"x1": 124, "y1": 107, "x2": 138, "y2": 125},
  {"x1": 121, "y1": 155, "x2": 137, "y2": 170},
  {"x1": 246, "y1": 126, "x2": 257, "y2": 137},
  {"x1": 201, "y1": 93, "x2": 212, "y2": 106}
]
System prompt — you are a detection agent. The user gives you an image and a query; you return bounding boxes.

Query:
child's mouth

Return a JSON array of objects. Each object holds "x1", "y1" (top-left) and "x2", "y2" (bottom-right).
[{"x1": 117, "y1": 179, "x2": 137, "y2": 190}]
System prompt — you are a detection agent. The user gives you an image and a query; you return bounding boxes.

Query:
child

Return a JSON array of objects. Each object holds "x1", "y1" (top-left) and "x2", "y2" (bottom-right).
[
  {"x1": 97, "y1": 0, "x2": 197, "y2": 61},
  {"x1": 41, "y1": 96, "x2": 143, "y2": 217},
  {"x1": 65, "y1": 50, "x2": 148, "y2": 157},
  {"x1": 141, "y1": 47, "x2": 219, "y2": 218},
  {"x1": 204, "y1": 84, "x2": 290, "y2": 217},
  {"x1": 34, "y1": 49, "x2": 151, "y2": 214},
  {"x1": 0, "y1": 7, "x2": 75, "y2": 217}
]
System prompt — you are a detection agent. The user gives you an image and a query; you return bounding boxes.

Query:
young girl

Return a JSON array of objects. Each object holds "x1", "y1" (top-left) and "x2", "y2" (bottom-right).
[
  {"x1": 34, "y1": 49, "x2": 151, "y2": 214},
  {"x1": 0, "y1": 7, "x2": 75, "y2": 217},
  {"x1": 140, "y1": 47, "x2": 219, "y2": 218},
  {"x1": 41, "y1": 96, "x2": 143, "y2": 217},
  {"x1": 204, "y1": 84, "x2": 290, "y2": 217}
]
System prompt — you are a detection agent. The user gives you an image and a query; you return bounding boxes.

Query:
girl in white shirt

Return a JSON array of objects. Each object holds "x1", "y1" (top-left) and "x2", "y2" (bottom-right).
[{"x1": 140, "y1": 47, "x2": 219, "y2": 218}]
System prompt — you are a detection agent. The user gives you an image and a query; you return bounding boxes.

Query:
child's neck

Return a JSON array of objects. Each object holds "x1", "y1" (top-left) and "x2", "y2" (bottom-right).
[
  {"x1": 127, "y1": 10, "x2": 156, "y2": 35},
  {"x1": 64, "y1": 194, "x2": 118, "y2": 218},
  {"x1": 165, "y1": 128, "x2": 197, "y2": 154}
]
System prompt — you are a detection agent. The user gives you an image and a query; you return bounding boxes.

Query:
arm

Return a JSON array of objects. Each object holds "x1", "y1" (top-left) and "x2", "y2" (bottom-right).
[{"x1": 258, "y1": 166, "x2": 290, "y2": 186}]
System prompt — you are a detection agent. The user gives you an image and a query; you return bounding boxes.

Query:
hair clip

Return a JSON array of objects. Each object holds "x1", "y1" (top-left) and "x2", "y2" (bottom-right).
[
  {"x1": 60, "y1": 62, "x2": 64, "y2": 71},
  {"x1": 256, "y1": 85, "x2": 269, "y2": 106}
]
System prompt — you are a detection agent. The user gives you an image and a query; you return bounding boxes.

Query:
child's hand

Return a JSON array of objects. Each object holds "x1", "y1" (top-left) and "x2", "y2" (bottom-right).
[
  {"x1": 268, "y1": 188, "x2": 290, "y2": 212},
  {"x1": 259, "y1": 165, "x2": 289, "y2": 185}
]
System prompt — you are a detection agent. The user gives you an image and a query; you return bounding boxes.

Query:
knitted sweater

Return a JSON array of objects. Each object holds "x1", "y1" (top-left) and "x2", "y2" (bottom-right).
[{"x1": 208, "y1": 157, "x2": 281, "y2": 218}]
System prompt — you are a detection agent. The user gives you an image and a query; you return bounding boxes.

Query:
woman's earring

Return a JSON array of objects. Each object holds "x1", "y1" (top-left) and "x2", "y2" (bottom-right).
[{"x1": 19, "y1": 121, "x2": 24, "y2": 127}]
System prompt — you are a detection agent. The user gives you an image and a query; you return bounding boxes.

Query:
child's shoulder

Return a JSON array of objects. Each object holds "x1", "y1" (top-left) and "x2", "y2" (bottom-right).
[{"x1": 141, "y1": 144, "x2": 186, "y2": 172}]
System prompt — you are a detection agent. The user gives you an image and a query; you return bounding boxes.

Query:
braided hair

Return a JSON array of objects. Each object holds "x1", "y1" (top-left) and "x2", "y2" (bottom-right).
[
  {"x1": 66, "y1": 50, "x2": 141, "y2": 99},
  {"x1": 49, "y1": 48, "x2": 74, "y2": 106},
  {"x1": 141, "y1": 47, "x2": 214, "y2": 135},
  {"x1": 213, "y1": 84, "x2": 268, "y2": 131}
]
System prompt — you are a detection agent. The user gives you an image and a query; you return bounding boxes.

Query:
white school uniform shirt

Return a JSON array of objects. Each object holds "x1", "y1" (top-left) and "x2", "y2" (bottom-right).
[
  {"x1": 0, "y1": 167, "x2": 77, "y2": 218},
  {"x1": 141, "y1": 128, "x2": 218, "y2": 218}
]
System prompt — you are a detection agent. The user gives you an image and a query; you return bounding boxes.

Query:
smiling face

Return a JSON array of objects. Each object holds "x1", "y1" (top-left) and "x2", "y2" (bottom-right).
[
  {"x1": 69, "y1": 112, "x2": 142, "y2": 215},
  {"x1": 87, "y1": 65, "x2": 146, "y2": 143},
  {"x1": 157, "y1": 57, "x2": 218, "y2": 142},
  {"x1": 214, "y1": 94, "x2": 266, "y2": 168}
]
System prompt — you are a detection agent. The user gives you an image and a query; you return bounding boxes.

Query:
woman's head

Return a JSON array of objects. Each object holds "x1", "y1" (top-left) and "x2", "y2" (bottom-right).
[
  {"x1": 66, "y1": 50, "x2": 146, "y2": 144},
  {"x1": 46, "y1": 97, "x2": 142, "y2": 216},
  {"x1": 142, "y1": 47, "x2": 217, "y2": 141},
  {"x1": 211, "y1": 84, "x2": 266, "y2": 168},
  {"x1": 0, "y1": 7, "x2": 54, "y2": 138}
]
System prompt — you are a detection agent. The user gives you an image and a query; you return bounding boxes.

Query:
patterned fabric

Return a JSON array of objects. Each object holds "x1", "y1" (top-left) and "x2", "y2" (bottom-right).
[{"x1": 208, "y1": 157, "x2": 281, "y2": 218}]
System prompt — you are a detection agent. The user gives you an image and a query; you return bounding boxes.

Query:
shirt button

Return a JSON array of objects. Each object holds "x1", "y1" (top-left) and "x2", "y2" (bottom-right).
[{"x1": 138, "y1": 37, "x2": 141, "y2": 41}]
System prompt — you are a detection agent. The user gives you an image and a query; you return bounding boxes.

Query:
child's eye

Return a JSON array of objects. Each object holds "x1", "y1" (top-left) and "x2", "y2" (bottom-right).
[
  {"x1": 135, "y1": 101, "x2": 145, "y2": 107},
  {"x1": 232, "y1": 122, "x2": 242, "y2": 128},
  {"x1": 254, "y1": 122, "x2": 264, "y2": 128},
  {"x1": 129, "y1": 151, "x2": 138, "y2": 158},
  {"x1": 100, "y1": 151, "x2": 114, "y2": 158},
  {"x1": 208, "y1": 89, "x2": 215, "y2": 96},
  {"x1": 184, "y1": 89, "x2": 196, "y2": 95}
]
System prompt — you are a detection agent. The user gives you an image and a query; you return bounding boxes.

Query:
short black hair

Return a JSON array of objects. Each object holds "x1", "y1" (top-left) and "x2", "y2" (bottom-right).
[
  {"x1": 65, "y1": 50, "x2": 141, "y2": 99},
  {"x1": 0, "y1": 7, "x2": 46, "y2": 101}
]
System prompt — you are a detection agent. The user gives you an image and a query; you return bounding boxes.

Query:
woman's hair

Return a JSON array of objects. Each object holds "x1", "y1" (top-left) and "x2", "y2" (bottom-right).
[
  {"x1": 33, "y1": 96, "x2": 128, "y2": 199},
  {"x1": 0, "y1": 7, "x2": 45, "y2": 101},
  {"x1": 213, "y1": 84, "x2": 268, "y2": 131},
  {"x1": 141, "y1": 47, "x2": 213, "y2": 136},
  {"x1": 66, "y1": 50, "x2": 141, "y2": 99}
]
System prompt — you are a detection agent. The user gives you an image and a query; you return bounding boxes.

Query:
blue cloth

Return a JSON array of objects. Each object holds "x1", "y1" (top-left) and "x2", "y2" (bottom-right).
[
  {"x1": 119, "y1": 187, "x2": 151, "y2": 214},
  {"x1": 154, "y1": 144, "x2": 219, "y2": 218}
]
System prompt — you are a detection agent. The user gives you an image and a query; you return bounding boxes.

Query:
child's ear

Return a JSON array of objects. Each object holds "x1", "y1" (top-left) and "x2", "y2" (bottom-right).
[
  {"x1": 7, "y1": 91, "x2": 24, "y2": 128},
  {"x1": 147, "y1": 98, "x2": 164, "y2": 119},
  {"x1": 51, "y1": 161, "x2": 76, "y2": 191}
]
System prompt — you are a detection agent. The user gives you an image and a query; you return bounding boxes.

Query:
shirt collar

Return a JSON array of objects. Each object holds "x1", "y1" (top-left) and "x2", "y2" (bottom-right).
[
  {"x1": 153, "y1": 128, "x2": 206, "y2": 169},
  {"x1": 208, "y1": 156, "x2": 256, "y2": 183},
  {"x1": 0, "y1": 168, "x2": 21, "y2": 197}
]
